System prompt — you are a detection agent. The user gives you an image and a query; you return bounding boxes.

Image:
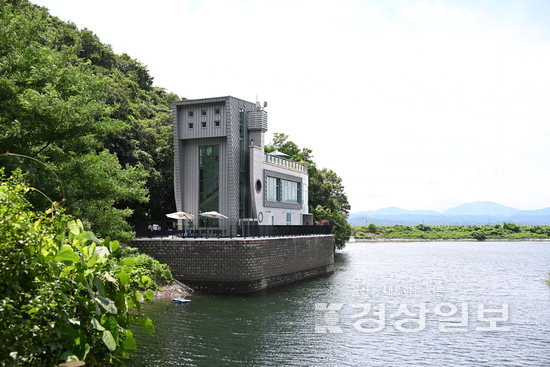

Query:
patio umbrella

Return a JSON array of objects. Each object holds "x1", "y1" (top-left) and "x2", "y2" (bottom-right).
[
  {"x1": 199, "y1": 211, "x2": 228, "y2": 219},
  {"x1": 166, "y1": 211, "x2": 195, "y2": 220}
]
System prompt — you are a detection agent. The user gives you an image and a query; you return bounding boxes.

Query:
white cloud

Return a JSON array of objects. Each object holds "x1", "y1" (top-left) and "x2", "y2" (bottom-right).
[{"x1": 32, "y1": 0, "x2": 550, "y2": 211}]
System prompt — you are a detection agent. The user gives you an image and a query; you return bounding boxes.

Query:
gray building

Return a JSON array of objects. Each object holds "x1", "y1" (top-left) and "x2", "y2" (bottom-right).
[{"x1": 173, "y1": 96, "x2": 311, "y2": 231}]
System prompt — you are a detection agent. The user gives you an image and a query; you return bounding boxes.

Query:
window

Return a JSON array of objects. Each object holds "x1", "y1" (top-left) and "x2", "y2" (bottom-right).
[
  {"x1": 199, "y1": 145, "x2": 219, "y2": 227},
  {"x1": 282, "y1": 180, "x2": 299, "y2": 203},
  {"x1": 188, "y1": 122, "x2": 194, "y2": 128},
  {"x1": 201, "y1": 121, "x2": 206, "y2": 128},
  {"x1": 188, "y1": 111, "x2": 194, "y2": 117},
  {"x1": 266, "y1": 176, "x2": 301, "y2": 204},
  {"x1": 214, "y1": 120, "x2": 220, "y2": 127},
  {"x1": 255, "y1": 179, "x2": 262, "y2": 193},
  {"x1": 286, "y1": 213, "x2": 292, "y2": 225},
  {"x1": 267, "y1": 177, "x2": 279, "y2": 202},
  {"x1": 215, "y1": 108, "x2": 220, "y2": 114},
  {"x1": 201, "y1": 109, "x2": 206, "y2": 116}
]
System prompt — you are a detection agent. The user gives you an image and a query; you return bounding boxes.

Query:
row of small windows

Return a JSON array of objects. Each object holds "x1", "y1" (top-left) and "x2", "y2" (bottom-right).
[
  {"x1": 188, "y1": 120, "x2": 221, "y2": 129},
  {"x1": 188, "y1": 108, "x2": 221, "y2": 117},
  {"x1": 266, "y1": 177, "x2": 302, "y2": 204}
]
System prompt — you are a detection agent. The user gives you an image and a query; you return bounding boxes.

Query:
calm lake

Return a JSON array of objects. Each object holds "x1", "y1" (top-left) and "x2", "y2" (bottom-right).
[{"x1": 130, "y1": 241, "x2": 550, "y2": 366}]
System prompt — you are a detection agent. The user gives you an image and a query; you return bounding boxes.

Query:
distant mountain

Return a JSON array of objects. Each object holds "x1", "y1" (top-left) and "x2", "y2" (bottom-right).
[
  {"x1": 348, "y1": 201, "x2": 550, "y2": 226},
  {"x1": 443, "y1": 201, "x2": 519, "y2": 216}
]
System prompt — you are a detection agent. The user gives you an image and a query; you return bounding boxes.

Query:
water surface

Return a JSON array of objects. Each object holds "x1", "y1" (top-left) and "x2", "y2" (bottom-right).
[{"x1": 131, "y1": 241, "x2": 550, "y2": 366}]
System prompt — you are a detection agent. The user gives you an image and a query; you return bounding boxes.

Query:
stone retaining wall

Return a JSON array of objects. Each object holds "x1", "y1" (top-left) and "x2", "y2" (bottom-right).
[{"x1": 128, "y1": 235, "x2": 334, "y2": 294}]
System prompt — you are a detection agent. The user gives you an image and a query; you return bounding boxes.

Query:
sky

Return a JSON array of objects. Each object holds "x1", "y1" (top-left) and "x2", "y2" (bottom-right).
[{"x1": 31, "y1": 0, "x2": 550, "y2": 212}]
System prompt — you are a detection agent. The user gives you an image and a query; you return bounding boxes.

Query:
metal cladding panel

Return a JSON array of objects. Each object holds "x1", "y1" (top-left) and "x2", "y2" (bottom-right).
[
  {"x1": 177, "y1": 103, "x2": 227, "y2": 139},
  {"x1": 246, "y1": 110, "x2": 268, "y2": 131},
  {"x1": 181, "y1": 137, "x2": 228, "y2": 227},
  {"x1": 172, "y1": 104, "x2": 183, "y2": 214},
  {"x1": 226, "y1": 97, "x2": 257, "y2": 227},
  {"x1": 226, "y1": 98, "x2": 240, "y2": 228}
]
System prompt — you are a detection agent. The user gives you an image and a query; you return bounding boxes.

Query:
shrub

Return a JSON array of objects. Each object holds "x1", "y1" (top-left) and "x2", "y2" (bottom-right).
[
  {"x1": 367, "y1": 223, "x2": 378, "y2": 233},
  {"x1": 415, "y1": 224, "x2": 431, "y2": 231},
  {"x1": 116, "y1": 248, "x2": 174, "y2": 289},
  {"x1": 0, "y1": 170, "x2": 154, "y2": 366},
  {"x1": 471, "y1": 230, "x2": 487, "y2": 241},
  {"x1": 503, "y1": 222, "x2": 521, "y2": 233}
]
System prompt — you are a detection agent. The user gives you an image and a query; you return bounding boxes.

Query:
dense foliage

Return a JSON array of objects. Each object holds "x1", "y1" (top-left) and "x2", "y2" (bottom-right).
[
  {"x1": 265, "y1": 133, "x2": 352, "y2": 249},
  {"x1": 353, "y1": 223, "x2": 550, "y2": 241},
  {"x1": 0, "y1": 170, "x2": 156, "y2": 366},
  {"x1": 115, "y1": 246, "x2": 174, "y2": 289},
  {"x1": 0, "y1": 0, "x2": 179, "y2": 241}
]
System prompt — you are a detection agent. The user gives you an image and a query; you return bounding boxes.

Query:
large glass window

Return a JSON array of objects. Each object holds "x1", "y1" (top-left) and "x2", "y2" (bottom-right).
[
  {"x1": 199, "y1": 145, "x2": 219, "y2": 227},
  {"x1": 266, "y1": 177, "x2": 302, "y2": 204},
  {"x1": 282, "y1": 180, "x2": 299, "y2": 203},
  {"x1": 267, "y1": 177, "x2": 279, "y2": 202}
]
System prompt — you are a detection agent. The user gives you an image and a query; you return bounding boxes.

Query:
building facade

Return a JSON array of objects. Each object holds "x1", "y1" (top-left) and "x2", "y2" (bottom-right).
[{"x1": 172, "y1": 96, "x2": 311, "y2": 231}]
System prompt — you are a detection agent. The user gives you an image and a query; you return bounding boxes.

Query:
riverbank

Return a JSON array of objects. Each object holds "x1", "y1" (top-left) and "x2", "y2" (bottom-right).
[{"x1": 154, "y1": 281, "x2": 193, "y2": 300}]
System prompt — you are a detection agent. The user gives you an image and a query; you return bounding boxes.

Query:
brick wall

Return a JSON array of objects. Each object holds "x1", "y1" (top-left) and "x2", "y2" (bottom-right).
[{"x1": 128, "y1": 235, "x2": 334, "y2": 294}]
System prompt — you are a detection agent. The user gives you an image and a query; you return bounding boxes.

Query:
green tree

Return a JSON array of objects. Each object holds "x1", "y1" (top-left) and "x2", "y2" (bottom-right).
[
  {"x1": 0, "y1": 170, "x2": 155, "y2": 366},
  {"x1": 265, "y1": 133, "x2": 352, "y2": 249},
  {"x1": 0, "y1": 0, "x2": 180, "y2": 239}
]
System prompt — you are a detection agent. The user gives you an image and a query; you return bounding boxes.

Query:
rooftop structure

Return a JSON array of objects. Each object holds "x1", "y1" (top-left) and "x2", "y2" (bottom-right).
[{"x1": 172, "y1": 96, "x2": 311, "y2": 232}]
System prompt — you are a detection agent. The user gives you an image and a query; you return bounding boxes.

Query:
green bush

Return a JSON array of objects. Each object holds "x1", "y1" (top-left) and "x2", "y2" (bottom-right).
[
  {"x1": 471, "y1": 230, "x2": 487, "y2": 241},
  {"x1": 115, "y1": 247, "x2": 174, "y2": 289},
  {"x1": 367, "y1": 223, "x2": 378, "y2": 233},
  {"x1": 503, "y1": 222, "x2": 521, "y2": 233},
  {"x1": 0, "y1": 170, "x2": 155, "y2": 366}
]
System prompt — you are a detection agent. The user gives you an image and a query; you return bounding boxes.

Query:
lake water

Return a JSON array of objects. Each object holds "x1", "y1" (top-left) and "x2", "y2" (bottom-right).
[{"x1": 130, "y1": 241, "x2": 550, "y2": 366}]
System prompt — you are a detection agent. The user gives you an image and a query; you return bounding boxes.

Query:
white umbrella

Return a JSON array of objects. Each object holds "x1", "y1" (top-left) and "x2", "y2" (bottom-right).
[
  {"x1": 166, "y1": 211, "x2": 195, "y2": 220},
  {"x1": 199, "y1": 211, "x2": 228, "y2": 219}
]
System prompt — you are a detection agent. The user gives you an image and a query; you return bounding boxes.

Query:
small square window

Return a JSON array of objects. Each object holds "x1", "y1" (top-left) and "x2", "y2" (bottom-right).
[
  {"x1": 214, "y1": 108, "x2": 220, "y2": 114},
  {"x1": 188, "y1": 122, "x2": 194, "y2": 128},
  {"x1": 214, "y1": 120, "x2": 220, "y2": 127},
  {"x1": 201, "y1": 109, "x2": 206, "y2": 116},
  {"x1": 201, "y1": 121, "x2": 206, "y2": 128},
  {"x1": 188, "y1": 111, "x2": 194, "y2": 117}
]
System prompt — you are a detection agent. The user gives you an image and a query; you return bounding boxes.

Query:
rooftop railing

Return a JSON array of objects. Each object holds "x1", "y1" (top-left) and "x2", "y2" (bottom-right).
[{"x1": 265, "y1": 154, "x2": 308, "y2": 173}]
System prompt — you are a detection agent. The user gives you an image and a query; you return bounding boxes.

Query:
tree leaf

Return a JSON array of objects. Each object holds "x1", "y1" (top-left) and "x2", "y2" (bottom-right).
[
  {"x1": 143, "y1": 317, "x2": 154, "y2": 334},
  {"x1": 122, "y1": 330, "x2": 137, "y2": 350},
  {"x1": 91, "y1": 318, "x2": 105, "y2": 331},
  {"x1": 55, "y1": 245, "x2": 80, "y2": 263},
  {"x1": 95, "y1": 245, "x2": 110, "y2": 258},
  {"x1": 93, "y1": 277, "x2": 106, "y2": 297},
  {"x1": 108, "y1": 239, "x2": 121, "y2": 254},
  {"x1": 121, "y1": 257, "x2": 135, "y2": 266},
  {"x1": 95, "y1": 296, "x2": 118, "y2": 314},
  {"x1": 117, "y1": 269, "x2": 129, "y2": 286},
  {"x1": 102, "y1": 330, "x2": 116, "y2": 351},
  {"x1": 144, "y1": 289, "x2": 154, "y2": 302},
  {"x1": 141, "y1": 275, "x2": 153, "y2": 287},
  {"x1": 68, "y1": 221, "x2": 81, "y2": 235}
]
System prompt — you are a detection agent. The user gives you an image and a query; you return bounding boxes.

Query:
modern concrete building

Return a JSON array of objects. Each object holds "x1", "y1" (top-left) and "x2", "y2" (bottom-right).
[{"x1": 172, "y1": 96, "x2": 312, "y2": 231}]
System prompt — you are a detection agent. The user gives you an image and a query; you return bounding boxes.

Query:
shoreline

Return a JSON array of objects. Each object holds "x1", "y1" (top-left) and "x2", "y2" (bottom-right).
[
  {"x1": 351, "y1": 237, "x2": 550, "y2": 243},
  {"x1": 154, "y1": 280, "x2": 193, "y2": 300}
]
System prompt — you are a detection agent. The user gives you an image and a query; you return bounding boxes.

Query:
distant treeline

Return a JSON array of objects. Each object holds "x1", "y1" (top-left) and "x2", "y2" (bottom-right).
[{"x1": 353, "y1": 223, "x2": 550, "y2": 241}]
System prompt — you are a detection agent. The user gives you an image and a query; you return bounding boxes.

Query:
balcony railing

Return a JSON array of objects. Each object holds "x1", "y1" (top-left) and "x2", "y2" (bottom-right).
[{"x1": 265, "y1": 154, "x2": 308, "y2": 173}]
